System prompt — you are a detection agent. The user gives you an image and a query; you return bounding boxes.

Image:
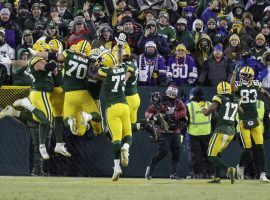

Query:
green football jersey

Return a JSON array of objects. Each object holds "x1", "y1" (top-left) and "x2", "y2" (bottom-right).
[
  {"x1": 98, "y1": 66, "x2": 127, "y2": 108},
  {"x1": 123, "y1": 61, "x2": 138, "y2": 96},
  {"x1": 62, "y1": 50, "x2": 90, "y2": 92},
  {"x1": 212, "y1": 94, "x2": 239, "y2": 135},
  {"x1": 28, "y1": 56, "x2": 54, "y2": 92},
  {"x1": 236, "y1": 80, "x2": 262, "y2": 120}
]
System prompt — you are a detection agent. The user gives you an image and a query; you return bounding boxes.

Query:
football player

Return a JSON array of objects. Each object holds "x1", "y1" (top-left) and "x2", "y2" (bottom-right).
[
  {"x1": 230, "y1": 66, "x2": 270, "y2": 182},
  {"x1": 28, "y1": 40, "x2": 103, "y2": 137},
  {"x1": 94, "y1": 51, "x2": 132, "y2": 181},
  {"x1": 201, "y1": 81, "x2": 242, "y2": 184}
]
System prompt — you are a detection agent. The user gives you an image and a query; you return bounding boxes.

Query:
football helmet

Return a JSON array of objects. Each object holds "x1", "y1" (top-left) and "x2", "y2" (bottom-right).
[
  {"x1": 100, "y1": 52, "x2": 118, "y2": 68},
  {"x1": 75, "y1": 40, "x2": 91, "y2": 56},
  {"x1": 217, "y1": 81, "x2": 232, "y2": 95},
  {"x1": 48, "y1": 39, "x2": 63, "y2": 53},
  {"x1": 239, "y1": 66, "x2": 254, "y2": 85},
  {"x1": 112, "y1": 43, "x2": 131, "y2": 61},
  {"x1": 33, "y1": 40, "x2": 50, "y2": 52}
]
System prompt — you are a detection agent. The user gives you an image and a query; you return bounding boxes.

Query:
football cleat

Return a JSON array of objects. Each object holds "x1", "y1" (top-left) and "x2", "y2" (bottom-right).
[
  {"x1": 236, "y1": 164, "x2": 244, "y2": 180},
  {"x1": 54, "y1": 143, "x2": 71, "y2": 157},
  {"x1": 208, "y1": 177, "x2": 221, "y2": 184},
  {"x1": 39, "y1": 145, "x2": 50, "y2": 160},
  {"x1": 145, "y1": 166, "x2": 154, "y2": 180},
  {"x1": 120, "y1": 146, "x2": 129, "y2": 167},
  {"x1": 112, "y1": 166, "x2": 122, "y2": 181},
  {"x1": 0, "y1": 106, "x2": 18, "y2": 118},
  {"x1": 227, "y1": 167, "x2": 236, "y2": 184},
  {"x1": 260, "y1": 172, "x2": 269, "y2": 183},
  {"x1": 68, "y1": 117, "x2": 78, "y2": 135},
  {"x1": 170, "y1": 173, "x2": 182, "y2": 180},
  {"x1": 13, "y1": 98, "x2": 34, "y2": 111}
]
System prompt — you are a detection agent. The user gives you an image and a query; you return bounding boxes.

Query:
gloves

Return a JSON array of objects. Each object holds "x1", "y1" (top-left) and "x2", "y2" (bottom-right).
[
  {"x1": 28, "y1": 48, "x2": 38, "y2": 56},
  {"x1": 233, "y1": 64, "x2": 241, "y2": 75},
  {"x1": 0, "y1": 55, "x2": 11, "y2": 65},
  {"x1": 115, "y1": 33, "x2": 126, "y2": 46}
]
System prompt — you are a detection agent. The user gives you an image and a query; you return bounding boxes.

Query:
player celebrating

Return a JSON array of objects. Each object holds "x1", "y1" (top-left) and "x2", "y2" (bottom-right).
[
  {"x1": 201, "y1": 81, "x2": 242, "y2": 184},
  {"x1": 94, "y1": 51, "x2": 132, "y2": 181},
  {"x1": 230, "y1": 66, "x2": 270, "y2": 182}
]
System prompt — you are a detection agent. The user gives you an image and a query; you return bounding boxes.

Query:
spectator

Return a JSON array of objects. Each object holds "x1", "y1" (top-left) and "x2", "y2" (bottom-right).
[
  {"x1": 91, "y1": 25, "x2": 113, "y2": 50},
  {"x1": 137, "y1": 41, "x2": 166, "y2": 86},
  {"x1": 167, "y1": 44, "x2": 198, "y2": 86},
  {"x1": 217, "y1": 15, "x2": 229, "y2": 40},
  {"x1": 16, "y1": 29, "x2": 33, "y2": 57},
  {"x1": 139, "y1": 9, "x2": 157, "y2": 26},
  {"x1": 56, "y1": 0, "x2": 73, "y2": 22},
  {"x1": 250, "y1": 33, "x2": 269, "y2": 62},
  {"x1": 204, "y1": 18, "x2": 226, "y2": 46},
  {"x1": 137, "y1": 20, "x2": 170, "y2": 57},
  {"x1": 0, "y1": 8, "x2": 21, "y2": 49},
  {"x1": 90, "y1": 3, "x2": 109, "y2": 29},
  {"x1": 0, "y1": 28, "x2": 15, "y2": 83},
  {"x1": 224, "y1": 34, "x2": 242, "y2": 69},
  {"x1": 175, "y1": 18, "x2": 195, "y2": 53},
  {"x1": 156, "y1": 11, "x2": 176, "y2": 44},
  {"x1": 183, "y1": 5, "x2": 197, "y2": 31},
  {"x1": 137, "y1": 0, "x2": 163, "y2": 12},
  {"x1": 194, "y1": 34, "x2": 213, "y2": 70},
  {"x1": 247, "y1": 0, "x2": 269, "y2": 23},
  {"x1": 262, "y1": 50, "x2": 270, "y2": 88},
  {"x1": 242, "y1": 12, "x2": 258, "y2": 39},
  {"x1": 192, "y1": 19, "x2": 204, "y2": 44},
  {"x1": 24, "y1": 3, "x2": 47, "y2": 31},
  {"x1": 231, "y1": 3, "x2": 245, "y2": 21},
  {"x1": 261, "y1": 23, "x2": 270, "y2": 45},
  {"x1": 15, "y1": 4, "x2": 29, "y2": 31},
  {"x1": 198, "y1": 44, "x2": 232, "y2": 87},
  {"x1": 200, "y1": 0, "x2": 221, "y2": 24},
  {"x1": 32, "y1": 21, "x2": 46, "y2": 41}
]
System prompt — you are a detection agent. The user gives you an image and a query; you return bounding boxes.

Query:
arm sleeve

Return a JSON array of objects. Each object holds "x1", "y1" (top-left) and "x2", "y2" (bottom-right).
[{"x1": 172, "y1": 100, "x2": 187, "y2": 120}]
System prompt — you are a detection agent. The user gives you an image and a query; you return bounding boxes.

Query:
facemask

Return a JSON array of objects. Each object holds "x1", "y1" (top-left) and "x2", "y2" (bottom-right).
[
  {"x1": 201, "y1": 43, "x2": 210, "y2": 51},
  {"x1": 57, "y1": 7, "x2": 66, "y2": 16}
]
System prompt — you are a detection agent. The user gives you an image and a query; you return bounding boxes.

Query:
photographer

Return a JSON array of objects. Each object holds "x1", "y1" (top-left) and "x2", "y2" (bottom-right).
[{"x1": 144, "y1": 84, "x2": 187, "y2": 180}]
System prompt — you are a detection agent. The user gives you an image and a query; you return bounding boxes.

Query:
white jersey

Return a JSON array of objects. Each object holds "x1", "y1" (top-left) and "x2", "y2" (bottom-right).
[{"x1": 0, "y1": 43, "x2": 15, "y2": 75}]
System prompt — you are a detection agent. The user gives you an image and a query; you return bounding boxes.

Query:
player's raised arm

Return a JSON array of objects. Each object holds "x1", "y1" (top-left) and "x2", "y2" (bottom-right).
[
  {"x1": 28, "y1": 47, "x2": 65, "y2": 62},
  {"x1": 230, "y1": 67, "x2": 239, "y2": 92}
]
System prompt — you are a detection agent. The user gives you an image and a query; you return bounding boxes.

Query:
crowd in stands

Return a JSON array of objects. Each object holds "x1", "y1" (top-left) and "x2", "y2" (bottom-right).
[{"x1": 0, "y1": 0, "x2": 269, "y2": 88}]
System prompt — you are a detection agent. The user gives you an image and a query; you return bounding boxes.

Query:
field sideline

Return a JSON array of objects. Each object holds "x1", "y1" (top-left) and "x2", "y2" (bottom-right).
[{"x1": 0, "y1": 176, "x2": 269, "y2": 200}]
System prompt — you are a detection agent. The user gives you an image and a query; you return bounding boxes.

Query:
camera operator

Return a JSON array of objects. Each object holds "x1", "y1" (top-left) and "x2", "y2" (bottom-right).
[{"x1": 144, "y1": 84, "x2": 187, "y2": 180}]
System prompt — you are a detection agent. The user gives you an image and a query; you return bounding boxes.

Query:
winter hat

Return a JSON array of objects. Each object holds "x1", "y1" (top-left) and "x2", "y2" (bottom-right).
[
  {"x1": 146, "y1": 19, "x2": 157, "y2": 27},
  {"x1": 229, "y1": 34, "x2": 240, "y2": 43},
  {"x1": 214, "y1": 44, "x2": 223, "y2": 52},
  {"x1": 145, "y1": 41, "x2": 156, "y2": 49},
  {"x1": 207, "y1": 18, "x2": 216, "y2": 25},
  {"x1": 22, "y1": 29, "x2": 32, "y2": 36},
  {"x1": 256, "y1": 33, "x2": 265, "y2": 42},
  {"x1": 122, "y1": 16, "x2": 135, "y2": 24},
  {"x1": 177, "y1": 18, "x2": 187, "y2": 25},
  {"x1": 166, "y1": 84, "x2": 178, "y2": 97},
  {"x1": 0, "y1": 8, "x2": 10, "y2": 16},
  {"x1": 242, "y1": 12, "x2": 254, "y2": 22},
  {"x1": 158, "y1": 11, "x2": 169, "y2": 20},
  {"x1": 264, "y1": 6, "x2": 270, "y2": 14},
  {"x1": 176, "y1": 44, "x2": 187, "y2": 52},
  {"x1": 31, "y1": 3, "x2": 41, "y2": 11}
]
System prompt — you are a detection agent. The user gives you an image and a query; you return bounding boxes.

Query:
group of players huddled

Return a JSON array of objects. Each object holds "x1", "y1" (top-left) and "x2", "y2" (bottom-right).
[{"x1": 0, "y1": 33, "x2": 269, "y2": 183}]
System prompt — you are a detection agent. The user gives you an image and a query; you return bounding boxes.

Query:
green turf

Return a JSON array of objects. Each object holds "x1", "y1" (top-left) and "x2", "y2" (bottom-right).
[{"x1": 0, "y1": 176, "x2": 269, "y2": 200}]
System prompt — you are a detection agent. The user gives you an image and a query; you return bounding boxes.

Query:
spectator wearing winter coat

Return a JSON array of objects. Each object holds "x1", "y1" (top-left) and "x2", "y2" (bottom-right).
[
  {"x1": 183, "y1": 5, "x2": 197, "y2": 31},
  {"x1": 91, "y1": 25, "x2": 113, "y2": 50},
  {"x1": 16, "y1": 29, "x2": 33, "y2": 58},
  {"x1": 0, "y1": 8, "x2": 21, "y2": 49},
  {"x1": 175, "y1": 18, "x2": 195, "y2": 53},
  {"x1": 198, "y1": 44, "x2": 232, "y2": 87},
  {"x1": 192, "y1": 19, "x2": 204, "y2": 44},
  {"x1": 247, "y1": 0, "x2": 269, "y2": 23},
  {"x1": 242, "y1": 12, "x2": 258, "y2": 39},
  {"x1": 137, "y1": 19, "x2": 170, "y2": 57},
  {"x1": 250, "y1": 33, "x2": 269, "y2": 62},
  {"x1": 260, "y1": 22, "x2": 270, "y2": 45},
  {"x1": 24, "y1": 3, "x2": 47, "y2": 31},
  {"x1": 204, "y1": 18, "x2": 226, "y2": 46},
  {"x1": 156, "y1": 11, "x2": 176, "y2": 44},
  {"x1": 200, "y1": 0, "x2": 222, "y2": 25}
]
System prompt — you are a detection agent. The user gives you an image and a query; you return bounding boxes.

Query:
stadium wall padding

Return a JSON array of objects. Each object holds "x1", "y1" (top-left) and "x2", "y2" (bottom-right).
[{"x1": 0, "y1": 87, "x2": 269, "y2": 177}]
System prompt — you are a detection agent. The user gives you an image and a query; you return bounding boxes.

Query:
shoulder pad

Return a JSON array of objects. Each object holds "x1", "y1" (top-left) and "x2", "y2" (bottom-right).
[
  {"x1": 252, "y1": 80, "x2": 261, "y2": 86},
  {"x1": 212, "y1": 95, "x2": 222, "y2": 104}
]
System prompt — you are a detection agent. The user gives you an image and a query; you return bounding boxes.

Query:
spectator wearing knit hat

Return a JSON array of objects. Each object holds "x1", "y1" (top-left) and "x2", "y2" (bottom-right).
[
  {"x1": 0, "y1": 8, "x2": 22, "y2": 49},
  {"x1": 24, "y1": 3, "x2": 47, "y2": 31},
  {"x1": 224, "y1": 34, "x2": 242, "y2": 70},
  {"x1": 91, "y1": 24, "x2": 113, "y2": 50},
  {"x1": 260, "y1": 22, "x2": 270, "y2": 45},
  {"x1": 204, "y1": 18, "x2": 226, "y2": 46},
  {"x1": 56, "y1": 0, "x2": 73, "y2": 22},
  {"x1": 250, "y1": 33, "x2": 269, "y2": 62},
  {"x1": 137, "y1": 19, "x2": 170, "y2": 57},
  {"x1": 16, "y1": 29, "x2": 33, "y2": 57},
  {"x1": 242, "y1": 12, "x2": 258, "y2": 39},
  {"x1": 175, "y1": 18, "x2": 195, "y2": 53},
  {"x1": 198, "y1": 44, "x2": 232, "y2": 87},
  {"x1": 156, "y1": 11, "x2": 176, "y2": 44}
]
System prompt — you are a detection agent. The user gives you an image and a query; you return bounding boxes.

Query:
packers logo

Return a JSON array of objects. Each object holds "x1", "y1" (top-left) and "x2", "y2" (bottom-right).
[{"x1": 248, "y1": 121, "x2": 254, "y2": 126}]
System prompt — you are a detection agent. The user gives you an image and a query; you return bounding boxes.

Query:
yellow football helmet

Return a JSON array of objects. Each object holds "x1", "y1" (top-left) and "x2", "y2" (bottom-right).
[
  {"x1": 239, "y1": 66, "x2": 254, "y2": 85},
  {"x1": 48, "y1": 39, "x2": 63, "y2": 53},
  {"x1": 100, "y1": 52, "x2": 118, "y2": 68},
  {"x1": 75, "y1": 40, "x2": 91, "y2": 56},
  {"x1": 112, "y1": 43, "x2": 131, "y2": 61},
  {"x1": 217, "y1": 81, "x2": 232, "y2": 95},
  {"x1": 33, "y1": 40, "x2": 50, "y2": 52}
]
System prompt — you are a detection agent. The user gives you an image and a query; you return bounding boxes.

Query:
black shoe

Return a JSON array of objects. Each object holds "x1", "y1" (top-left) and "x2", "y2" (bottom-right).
[
  {"x1": 170, "y1": 173, "x2": 182, "y2": 180},
  {"x1": 145, "y1": 166, "x2": 154, "y2": 180},
  {"x1": 208, "y1": 177, "x2": 221, "y2": 183}
]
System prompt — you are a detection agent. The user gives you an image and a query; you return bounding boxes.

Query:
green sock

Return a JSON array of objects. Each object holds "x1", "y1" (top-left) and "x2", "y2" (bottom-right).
[
  {"x1": 122, "y1": 135, "x2": 132, "y2": 146},
  {"x1": 113, "y1": 141, "x2": 121, "y2": 159},
  {"x1": 19, "y1": 111, "x2": 35, "y2": 123},
  {"x1": 239, "y1": 148, "x2": 251, "y2": 167},
  {"x1": 32, "y1": 108, "x2": 50, "y2": 124},
  {"x1": 255, "y1": 145, "x2": 265, "y2": 172},
  {"x1": 208, "y1": 156, "x2": 228, "y2": 171},
  {"x1": 54, "y1": 117, "x2": 63, "y2": 143},
  {"x1": 39, "y1": 123, "x2": 50, "y2": 144},
  {"x1": 90, "y1": 112, "x2": 101, "y2": 122}
]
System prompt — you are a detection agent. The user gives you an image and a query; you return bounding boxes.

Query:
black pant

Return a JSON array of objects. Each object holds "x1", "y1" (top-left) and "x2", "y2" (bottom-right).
[
  {"x1": 187, "y1": 135, "x2": 214, "y2": 178},
  {"x1": 150, "y1": 134, "x2": 180, "y2": 174}
]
